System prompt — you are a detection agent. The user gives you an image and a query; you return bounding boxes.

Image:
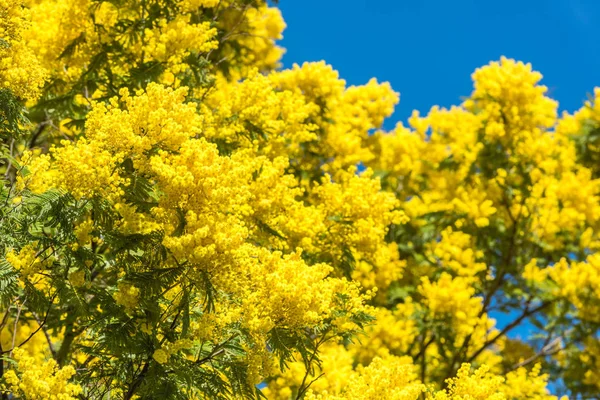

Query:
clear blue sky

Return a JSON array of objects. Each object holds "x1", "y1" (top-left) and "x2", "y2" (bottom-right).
[{"x1": 277, "y1": 0, "x2": 600, "y2": 130}]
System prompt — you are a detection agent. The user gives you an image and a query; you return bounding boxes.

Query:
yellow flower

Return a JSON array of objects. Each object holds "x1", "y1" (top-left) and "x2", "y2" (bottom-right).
[
  {"x1": 153, "y1": 349, "x2": 169, "y2": 365},
  {"x1": 4, "y1": 348, "x2": 82, "y2": 399}
]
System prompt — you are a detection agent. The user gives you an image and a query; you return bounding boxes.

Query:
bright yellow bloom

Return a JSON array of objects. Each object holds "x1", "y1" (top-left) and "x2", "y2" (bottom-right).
[
  {"x1": 3, "y1": 348, "x2": 82, "y2": 399},
  {"x1": 0, "y1": 0, "x2": 46, "y2": 100}
]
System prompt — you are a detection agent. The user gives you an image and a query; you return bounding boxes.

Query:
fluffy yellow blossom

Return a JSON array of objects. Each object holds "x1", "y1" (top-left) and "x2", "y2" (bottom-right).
[
  {"x1": 141, "y1": 16, "x2": 217, "y2": 73},
  {"x1": 6, "y1": 244, "x2": 41, "y2": 278},
  {"x1": 547, "y1": 254, "x2": 600, "y2": 321},
  {"x1": 572, "y1": 338, "x2": 600, "y2": 391},
  {"x1": 503, "y1": 364, "x2": 564, "y2": 400},
  {"x1": 419, "y1": 273, "x2": 481, "y2": 320},
  {"x1": 240, "y1": 249, "x2": 338, "y2": 332},
  {"x1": 305, "y1": 356, "x2": 425, "y2": 400},
  {"x1": 23, "y1": 0, "x2": 92, "y2": 83},
  {"x1": 1, "y1": 319, "x2": 48, "y2": 363},
  {"x1": 0, "y1": 0, "x2": 46, "y2": 100},
  {"x1": 179, "y1": 0, "x2": 220, "y2": 11},
  {"x1": 350, "y1": 304, "x2": 418, "y2": 364},
  {"x1": 202, "y1": 70, "x2": 318, "y2": 158},
  {"x1": 219, "y1": 4, "x2": 286, "y2": 74},
  {"x1": 113, "y1": 282, "x2": 140, "y2": 312},
  {"x1": 68, "y1": 269, "x2": 86, "y2": 288},
  {"x1": 85, "y1": 84, "x2": 201, "y2": 160},
  {"x1": 465, "y1": 56, "x2": 557, "y2": 143},
  {"x1": 314, "y1": 167, "x2": 406, "y2": 268},
  {"x1": 153, "y1": 349, "x2": 169, "y2": 365},
  {"x1": 452, "y1": 186, "x2": 497, "y2": 227},
  {"x1": 19, "y1": 139, "x2": 127, "y2": 200},
  {"x1": 3, "y1": 348, "x2": 82, "y2": 399},
  {"x1": 428, "y1": 228, "x2": 487, "y2": 277},
  {"x1": 274, "y1": 61, "x2": 346, "y2": 103},
  {"x1": 429, "y1": 364, "x2": 504, "y2": 400}
]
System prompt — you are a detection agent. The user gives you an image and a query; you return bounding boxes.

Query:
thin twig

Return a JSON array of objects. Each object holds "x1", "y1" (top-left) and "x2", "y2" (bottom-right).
[{"x1": 9, "y1": 299, "x2": 26, "y2": 357}]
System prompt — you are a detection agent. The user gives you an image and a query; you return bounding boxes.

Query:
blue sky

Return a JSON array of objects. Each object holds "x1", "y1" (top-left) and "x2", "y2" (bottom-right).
[{"x1": 278, "y1": 0, "x2": 600, "y2": 130}]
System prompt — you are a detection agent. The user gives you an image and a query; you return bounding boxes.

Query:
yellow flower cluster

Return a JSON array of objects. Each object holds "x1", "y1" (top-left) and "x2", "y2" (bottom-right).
[
  {"x1": 465, "y1": 56, "x2": 557, "y2": 143},
  {"x1": 305, "y1": 356, "x2": 424, "y2": 400},
  {"x1": 90, "y1": 84, "x2": 200, "y2": 154},
  {"x1": 557, "y1": 87, "x2": 600, "y2": 136},
  {"x1": 576, "y1": 338, "x2": 600, "y2": 390},
  {"x1": 0, "y1": 318, "x2": 49, "y2": 363},
  {"x1": 526, "y1": 167, "x2": 600, "y2": 250},
  {"x1": 20, "y1": 83, "x2": 201, "y2": 199},
  {"x1": 140, "y1": 16, "x2": 217, "y2": 74},
  {"x1": 20, "y1": 138, "x2": 127, "y2": 201},
  {"x1": 452, "y1": 184, "x2": 497, "y2": 228},
  {"x1": 271, "y1": 356, "x2": 562, "y2": 400},
  {"x1": 22, "y1": 0, "x2": 285, "y2": 103},
  {"x1": 114, "y1": 202, "x2": 163, "y2": 235},
  {"x1": 427, "y1": 228, "x2": 487, "y2": 277},
  {"x1": 430, "y1": 363, "x2": 564, "y2": 400},
  {"x1": 430, "y1": 364, "x2": 504, "y2": 400},
  {"x1": 556, "y1": 86, "x2": 600, "y2": 180},
  {"x1": 18, "y1": 81, "x2": 379, "y2": 386},
  {"x1": 179, "y1": 0, "x2": 220, "y2": 11},
  {"x1": 349, "y1": 303, "x2": 418, "y2": 364},
  {"x1": 274, "y1": 61, "x2": 346, "y2": 104},
  {"x1": 0, "y1": 0, "x2": 45, "y2": 100},
  {"x1": 152, "y1": 339, "x2": 194, "y2": 365},
  {"x1": 218, "y1": 4, "x2": 286, "y2": 75},
  {"x1": 272, "y1": 61, "x2": 398, "y2": 170},
  {"x1": 313, "y1": 167, "x2": 406, "y2": 269},
  {"x1": 5, "y1": 244, "x2": 51, "y2": 291},
  {"x1": 537, "y1": 254, "x2": 600, "y2": 321},
  {"x1": 113, "y1": 282, "x2": 141, "y2": 313},
  {"x1": 2, "y1": 348, "x2": 82, "y2": 399},
  {"x1": 68, "y1": 269, "x2": 86, "y2": 288},
  {"x1": 503, "y1": 364, "x2": 566, "y2": 400},
  {"x1": 419, "y1": 273, "x2": 481, "y2": 324},
  {"x1": 202, "y1": 70, "x2": 318, "y2": 158},
  {"x1": 23, "y1": 0, "x2": 92, "y2": 83},
  {"x1": 6, "y1": 243, "x2": 41, "y2": 279},
  {"x1": 240, "y1": 249, "x2": 368, "y2": 333}
]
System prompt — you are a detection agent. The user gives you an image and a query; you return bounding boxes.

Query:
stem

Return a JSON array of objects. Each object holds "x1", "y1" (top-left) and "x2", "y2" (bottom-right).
[
  {"x1": 0, "y1": 341, "x2": 6, "y2": 400},
  {"x1": 29, "y1": 121, "x2": 50, "y2": 148},
  {"x1": 9, "y1": 299, "x2": 25, "y2": 358},
  {"x1": 124, "y1": 362, "x2": 149, "y2": 400},
  {"x1": 466, "y1": 301, "x2": 552, "y2": 363},
  {"x1": 295, "y1": 332, "x2": 330, "y2": 400},
  {"x1": 32, "y1": 310, "x2": 56, "y2": 358}
]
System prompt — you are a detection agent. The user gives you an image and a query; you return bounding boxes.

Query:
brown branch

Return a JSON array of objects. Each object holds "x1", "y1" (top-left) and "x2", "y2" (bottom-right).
[
  {"x1": 195, "y1": 334, "x2": 238, "y2": 365},
  {"x1": 510, "y1": 336, "x2": 562, "y2": 371},
  {"x1": 32, "y1": 310, "x2": 56, "y2": 359},
  {"x1": 9, "y1": 299, "x2": 25, "y2": 357},
  {"x1": 445, "y1": 191, "x2": 526, "y2": 382},
  {"x1": 414, "y1": 335, "x2": 435, "y2": 361},
  {"x1": 0, "y1": 306, "x2": 12, "y2": 333},
  {"x1": 301, "y1": 373, "x2": 325, "y2": 398},
  {"x1": 4, "y1": 139, "x2": 15, "y2": 182},
  {"x1": 124, "y1": 362, "x2": 149, "y2": 400},
  {"x1": 466, "y1": 300, "x2": 552, "y2": 364},
  {"x1": 1, "y1": 294, "x2": 56, "y2": 355},
  {"x1": 29, "y1": 120, "x2": 51, "y2": 148},
  {"x1": 296, "y1": 332, "x2": 331, "y2": 400}
]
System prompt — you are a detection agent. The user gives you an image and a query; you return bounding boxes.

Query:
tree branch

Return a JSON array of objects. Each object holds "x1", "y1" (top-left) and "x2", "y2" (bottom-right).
[{"x1": 466, "y1": 300, "x2": 552, "y2": 363}]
